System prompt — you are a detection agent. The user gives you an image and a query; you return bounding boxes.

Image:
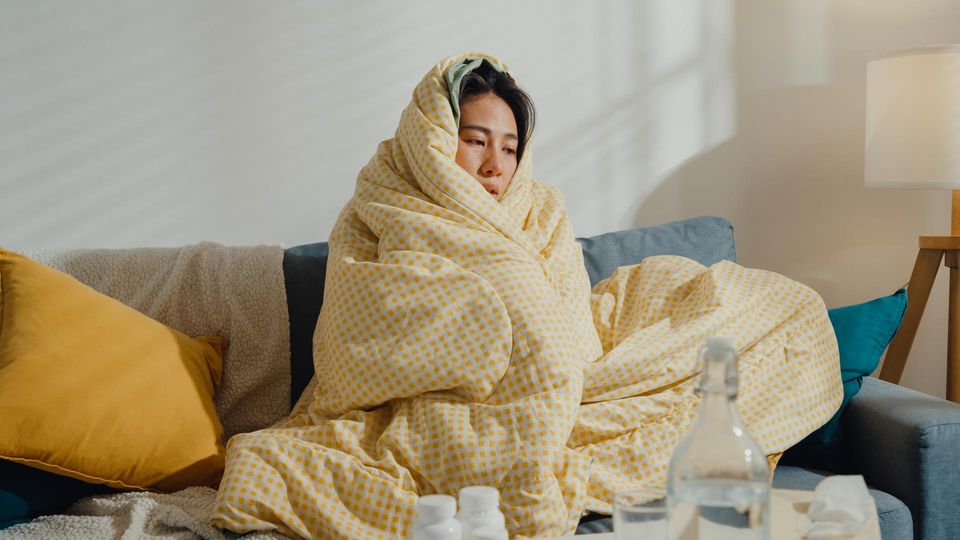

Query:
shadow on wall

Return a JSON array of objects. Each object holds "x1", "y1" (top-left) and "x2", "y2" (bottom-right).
[
  {"x1": 628, "y1": 0, "x2": 960, "y2": 398},
  {"x1": 630, "y1": 0, "x2": 947, "y2": 305}
]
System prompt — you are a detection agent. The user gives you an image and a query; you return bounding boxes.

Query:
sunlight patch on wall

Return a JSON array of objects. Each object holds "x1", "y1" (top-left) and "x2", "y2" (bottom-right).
[{"x1": 535, "y1": 0, "x2": 736, "y2": 237}]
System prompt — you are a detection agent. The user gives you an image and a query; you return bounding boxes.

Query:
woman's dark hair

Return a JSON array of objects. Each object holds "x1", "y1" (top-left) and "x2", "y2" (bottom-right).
[{"x1": 459, "y1": 64, "x2": 536, "y2": 161}]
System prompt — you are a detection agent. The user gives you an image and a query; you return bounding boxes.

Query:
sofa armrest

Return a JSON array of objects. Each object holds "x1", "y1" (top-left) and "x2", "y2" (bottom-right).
[{"x1": 842, "y1": 376, "x2": 960, "y2": 539}]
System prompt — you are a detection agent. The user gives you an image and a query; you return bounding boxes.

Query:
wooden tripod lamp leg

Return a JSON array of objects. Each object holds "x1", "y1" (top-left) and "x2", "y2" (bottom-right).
[
  {"x1": 948, "y1": 251, "x2": 960, "y2": 401},
  {"x1": 880, "y1": 248, "x2": 944, "y2": 384}
]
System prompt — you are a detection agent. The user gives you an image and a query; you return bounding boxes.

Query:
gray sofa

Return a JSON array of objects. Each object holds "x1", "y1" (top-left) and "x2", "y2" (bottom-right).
[{"x1": 282, "y1": 215, "x2": 959, "y2": 540}]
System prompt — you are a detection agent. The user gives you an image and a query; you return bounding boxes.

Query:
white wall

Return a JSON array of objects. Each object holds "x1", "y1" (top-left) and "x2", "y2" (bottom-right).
[{"x1": 2, "y1": 0, "x2": 960, "y2": 398}]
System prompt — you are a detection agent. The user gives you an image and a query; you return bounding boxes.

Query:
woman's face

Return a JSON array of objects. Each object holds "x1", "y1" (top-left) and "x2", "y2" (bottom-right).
[{"x1": 455, "y1": 93, "x2": 519, "y2": 201}]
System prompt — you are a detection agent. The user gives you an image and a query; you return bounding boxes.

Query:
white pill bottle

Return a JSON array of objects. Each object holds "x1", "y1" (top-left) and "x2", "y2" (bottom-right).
[
  {"x1": 456, "y1": 486, "x2": 507, "y2": 540},
  {"x1": 410, "y1": 494, "x2": 462, "y2": 540}
]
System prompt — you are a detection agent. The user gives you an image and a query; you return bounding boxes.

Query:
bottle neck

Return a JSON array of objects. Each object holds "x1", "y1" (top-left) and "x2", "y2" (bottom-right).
[
  {"x1": 695, "y1": 352, "x2": 745, "y2": 430},
  {"x1": 698, "y1": 347, "x2": 738, "y2": 398},
  {"x1": 696, "y1": 389, "x2": 736, "y2": 427}
]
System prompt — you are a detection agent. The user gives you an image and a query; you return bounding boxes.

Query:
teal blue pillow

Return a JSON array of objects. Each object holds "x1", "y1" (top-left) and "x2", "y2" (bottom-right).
[
  {"x1": 825, "y1": 288, "x2": 907, "y2": 440},
  {"x1": 783, "y1": 288, "x2": 907, "y2": 470}
]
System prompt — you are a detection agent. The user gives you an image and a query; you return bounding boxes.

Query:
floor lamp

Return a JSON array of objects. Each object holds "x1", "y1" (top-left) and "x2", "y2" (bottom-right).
[{"x1": 864, "y1": 45, "x2": 960, "y2": 402}]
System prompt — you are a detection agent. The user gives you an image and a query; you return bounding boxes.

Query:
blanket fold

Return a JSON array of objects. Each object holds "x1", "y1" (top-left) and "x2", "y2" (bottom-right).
[{"x1": 211, "y1": 52, "x2": 842, "y2": 539}]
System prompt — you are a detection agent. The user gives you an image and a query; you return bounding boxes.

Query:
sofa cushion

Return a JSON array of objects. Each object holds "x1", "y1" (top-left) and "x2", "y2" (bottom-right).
[
  {"x1": 577, "y1": 215, "x2": 737, "y2": 286},
  {"x1": 0, "y1": 249, "x2": 227, "y2": 492},
  {"x1": 773, "y1": 466, "x2": 913, "y2": 540}
]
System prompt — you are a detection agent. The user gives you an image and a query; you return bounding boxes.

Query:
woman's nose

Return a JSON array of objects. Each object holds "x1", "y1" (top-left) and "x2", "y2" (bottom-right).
[{"x1": 482, "y1": 149, "x2": 502, "y2": 176}]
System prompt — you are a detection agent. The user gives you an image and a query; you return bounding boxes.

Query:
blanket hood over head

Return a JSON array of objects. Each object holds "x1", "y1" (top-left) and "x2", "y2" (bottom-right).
[{"x1": 387, "y1": 52, "x2": 542, "y2": 247}]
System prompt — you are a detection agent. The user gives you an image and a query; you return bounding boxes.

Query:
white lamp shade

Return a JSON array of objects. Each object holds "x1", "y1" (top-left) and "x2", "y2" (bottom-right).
[{"x1": 865, "y1": 45, "x2": 960, "y2": 189}]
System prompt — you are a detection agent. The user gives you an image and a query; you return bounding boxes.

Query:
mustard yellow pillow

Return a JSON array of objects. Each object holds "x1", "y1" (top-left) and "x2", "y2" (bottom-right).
[{"x1": 0, "y1": 248, "x2": 227, "y2": 491}]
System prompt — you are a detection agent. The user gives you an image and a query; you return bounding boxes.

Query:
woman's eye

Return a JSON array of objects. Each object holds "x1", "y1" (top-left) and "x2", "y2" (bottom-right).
[
  {"x1": 468, "y1": 139, "x2": 484, "y2": 146},
  {"x1": 504, "y1": 148, "x2": 516, "y2": 155}
]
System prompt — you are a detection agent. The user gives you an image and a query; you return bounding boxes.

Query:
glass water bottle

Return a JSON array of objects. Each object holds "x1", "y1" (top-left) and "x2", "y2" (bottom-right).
[{"x1": 666, "y1": 336, "x2": 770, "y2": 540}]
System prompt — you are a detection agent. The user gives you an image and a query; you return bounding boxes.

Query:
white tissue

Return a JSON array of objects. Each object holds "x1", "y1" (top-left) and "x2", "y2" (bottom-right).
[{"x1": 804, "y1": 475, "x2": 874, "y2": 539}]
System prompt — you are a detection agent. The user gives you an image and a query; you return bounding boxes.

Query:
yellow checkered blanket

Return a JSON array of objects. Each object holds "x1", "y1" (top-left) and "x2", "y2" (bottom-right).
[{"x1": 211, "y1": 53, "x2": 842, "y2": 539}]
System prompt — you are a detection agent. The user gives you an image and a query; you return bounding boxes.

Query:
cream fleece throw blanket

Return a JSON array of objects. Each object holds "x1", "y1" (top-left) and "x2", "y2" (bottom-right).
[
  {"x1": 27, "y1": 242, "x2": 290, "y2": 440},
  {"x1": 212, "y1": 53, "x2": 842, "y2": 539}
]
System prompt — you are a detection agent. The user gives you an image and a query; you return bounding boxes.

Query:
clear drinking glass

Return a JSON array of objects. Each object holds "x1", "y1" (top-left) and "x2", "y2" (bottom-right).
[{"x1": 614, "y1": 488, "x2": 668, "y2": 540}]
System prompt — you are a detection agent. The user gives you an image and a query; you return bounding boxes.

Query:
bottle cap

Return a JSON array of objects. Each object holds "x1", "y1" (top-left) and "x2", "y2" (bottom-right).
[
  {"x1": 416, "y1": 494, "x2": 456, "y2": 521},
  {"x1": 704, "y1": 336, "x2": 736, "y2": 359},
  {"x1": 459, "y1": 485, "x2": 499, "y2": 511},
  {"x1": 472, "y1": 525, "x2": 508, "y2": 540}
]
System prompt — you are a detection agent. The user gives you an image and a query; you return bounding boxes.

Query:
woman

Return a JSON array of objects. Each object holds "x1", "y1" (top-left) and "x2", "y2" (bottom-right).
[{"x1": 211, "y1": 53, "x2": 841, "y2": 539}]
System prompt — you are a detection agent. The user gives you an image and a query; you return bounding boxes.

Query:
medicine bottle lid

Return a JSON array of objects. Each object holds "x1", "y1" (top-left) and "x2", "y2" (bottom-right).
[
  {"x1": 416, "y1": 494, "x2": 456, "y2": 521},
  {"x1": 459, "y1": 485, "x2": 499, "y2": 511}
]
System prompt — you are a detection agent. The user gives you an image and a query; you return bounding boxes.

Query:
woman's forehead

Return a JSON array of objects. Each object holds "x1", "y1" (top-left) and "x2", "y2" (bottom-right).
[{"x1": 459, "y1": 94, "x2": 517, "y2": 136}]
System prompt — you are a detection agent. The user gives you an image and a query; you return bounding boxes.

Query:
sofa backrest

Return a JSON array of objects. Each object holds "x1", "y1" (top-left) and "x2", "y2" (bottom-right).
[
  {"x1": 282, "y1": 215, "x2": 736, "y2": 407},
  {"x1": 283, "y1": 242, "x2": 329, "y2": 408}
]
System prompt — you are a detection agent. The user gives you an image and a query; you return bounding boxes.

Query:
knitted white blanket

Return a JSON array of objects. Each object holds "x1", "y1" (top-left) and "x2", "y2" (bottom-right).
[{"x1": 0, "y1": 488, "x2": 286, "y2": 540}]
